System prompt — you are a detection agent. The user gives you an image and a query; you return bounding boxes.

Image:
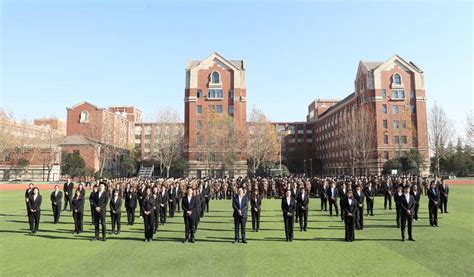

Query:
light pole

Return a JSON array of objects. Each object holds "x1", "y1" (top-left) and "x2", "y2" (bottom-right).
[
  {"x1": 304, "y1": 159, "x2": 306, "y2": 176},
  {"x1": 310, "y1": 158, "x2": 313, "y2": 177}
]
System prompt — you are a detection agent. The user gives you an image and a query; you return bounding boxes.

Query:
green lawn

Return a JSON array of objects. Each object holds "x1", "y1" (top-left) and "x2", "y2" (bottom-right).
[{"x1": 1, "y1": 186, "x2": 473, "y2": 276}]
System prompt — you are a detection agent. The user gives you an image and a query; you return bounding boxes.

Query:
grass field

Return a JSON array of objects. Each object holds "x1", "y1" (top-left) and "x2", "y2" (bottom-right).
[{"x1": 1, "y1": 185, "x2": 473, "y2": 276}]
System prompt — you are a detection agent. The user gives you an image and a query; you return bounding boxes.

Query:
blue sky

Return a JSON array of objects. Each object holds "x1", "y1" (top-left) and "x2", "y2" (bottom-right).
[{"x1": 1, "y1": 0, "x2": 472, "y2": 137}]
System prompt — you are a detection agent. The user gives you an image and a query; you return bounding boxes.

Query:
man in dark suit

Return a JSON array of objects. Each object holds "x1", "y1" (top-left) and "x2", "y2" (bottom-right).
[
  {"x1": 364, "y1": 182, "x2": 375, "y2": 216},
  {"x1": 383, "y1": 180, "x2": 393, "y2": 210},
  {"x1": 63, "y1": 178, "x2": 74, "y2": 211},
  {"x1": 250, "y1": 189, "x2": 261, "y2": 232},
  {"x1": 282, "y1": 189, "x2": 296, "y2": 242},
  {"x1": 152, "y1": 187, "x2": 159, "y2": 234},
  {"x1": 89, "y1": 185, "x2": 98, "y2": 225},
  {"x1": 168, "y1": 184, "x2": 176, "y2": 218},
  {"x1": 71, "y1": 190, "x2": 85, "y2": 234},
  {"x1": 411, "y1": 185, "x2": 421, "y2": 220},
  {"x1": 291, "y1": 184, "x2": 299, "y2": 224},
  {"x1": 320, "y1": 182, "x2": 328, "y2": 212},
  {"x1": 343, "y1": 190, "x2": 357, "y2": 242},
  {"x1": 400, "y1": 185, "x2": 416, "y2": 242},
  {"x1": 50, "y1": 185, "x2": 62, "y2": 223},
  {"x1": 199, "y1": 185, "x2": 206, "y2": 218},
  {"x1": 109, "y1": 189, "x2": 122, "y2": 235},
  {"x1": 92, "y1": 183, "x2": 109, "y2": 241},
  {"x1": 158, "y1": 186, "x2": 168, "y2": 225},
  {"x1": 137, "y1": 185, "x2": 145, "y2": 218},
  {"x1": 339, "y1": 183, "x2": 348, "y2": 221},
  {"x1": 327, "y1": 181, "x2": 339, "y2": 217},
  {"x1": 438, "y1": 180, "x2": 449, "y2": 213},
  {"x1": 143, "y1": 188, "x2": 155, "y2": 242},
  {"x1": 233, "y1": 187, "x2": 248, "y2": 243},
  {"x1": 203, "y1": 182, "x2": 211, "y2": 213},
  {"x1": 296, "y1": 186, "x2": 309, "y2": 232},
  {"x1": 182, "y1": 186, "x2": 197, "y2": 243},
  {"x1": 125, "y1": 186, "x2": 137, "y2": 225},
  {"x1": 27, "y1": 187, "x2": 42, "y2": 234},
  {"x1": 353, "y1": 185, "x2": 365, "y2": 230},
  {"x1": 174, "y1": 184, "x2": 181, "y2": 212},
  {"x1": 394, "y1": 186, "x2": 403, "y2": 228},
  {"x1": 428, "y1": 181, "x2": 440, "y2": 227}
]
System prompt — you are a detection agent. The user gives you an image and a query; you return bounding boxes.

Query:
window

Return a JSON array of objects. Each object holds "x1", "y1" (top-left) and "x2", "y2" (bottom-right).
[
  {"x1": 216, "y1": 89, "x2": 223, "y2": 98},
  {"x1": 410, "y1": 90, "x2": 415, "y2": 99},
  {"x1": 393, "y1": 120, "x2": 399, "y2": 128},
  {"x1": 383, "y1": 120, "x2": 388, "y2": 129},
  {"x1": 229, "y1": 90, "x2": 234, "y2": 99},
  {"x1": 412, "y1": 137, "x2": 417, "y2": 146},
  {"x1": 381, "y1": 89, "x2": 387, "y2": 99},
  {"x1": 401, "y1": 136, "x2": 407, "y2": 144},
  {"x1": 394, "y1": 136, "x2": 400, "y2": 144},
  {"x1": 393, "y1": 73, "x2": 401, "y2": 85},
  {"x1": 208, "y1": 90, "x2": 215, "y2": 98},
  {"x1": 384, "y1": 135, "x2": 388, "y2": 144},
  {"x1": 79, "y1": 110, "x2": 89, "y2": 123},
  {"x1": 208, "y1": 89, "x2": 223, "y2": 99},
  {"x1": 382, "y1": 104, "x2": 387, "y2": 113},
  {"x1": 401, "y1": 121, "x2": 407, "y2": 129},
  {"x1": 360, "y1": 80, "x2": 364, "y2": 91},
  {"x1": 197, "y1": 105, "x2": 202, "y2": 114},
  {"x1": 228, "y1": 106, "x2": 234, "y2": 114},
  {"x1": 211, "y1": 71, "x2": 220, "y2": 84},
  {"x1": 384, "y1": 151, "x2": 389, "y2": 160},
  {"x1": 410, "y1": 105, "x2": 416, "y2": 113},
  {"x1": 391, "y1": 89, "x2": 405, "y2": 99},
  {"x1": 197, "y1": 90, "x2": 202, "y2": 98},
  {"x1": 215, "y1": 105, "x2": 223, "y2": 113},
  {"x1": 399, "y1": 90, "x2": 405, "y2": 99},
  {"x1": 392, "y1": 105, "x2": 399, "y2": 114}
]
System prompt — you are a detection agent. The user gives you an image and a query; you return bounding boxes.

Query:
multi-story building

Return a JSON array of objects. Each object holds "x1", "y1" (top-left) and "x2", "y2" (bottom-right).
[
  {"x1": 310, "y1": 55, "x2": 429, "y2": 175},
  {"x1": 134, "y1": 122, "x2": 184, "y2": 161},
  {"x1": 184, "y1": 52, "x2": 247, "y2": 178}
]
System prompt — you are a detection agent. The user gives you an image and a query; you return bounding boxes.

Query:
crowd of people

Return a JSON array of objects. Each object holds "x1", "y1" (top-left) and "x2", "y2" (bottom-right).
[{"x1": 24, "y1": 174, "x2": 450, "y2": 243}]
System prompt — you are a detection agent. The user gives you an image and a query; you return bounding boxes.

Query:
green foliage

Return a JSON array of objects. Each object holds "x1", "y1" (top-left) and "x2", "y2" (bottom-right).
[
  {"x1": 120, "y1": 156, "x2": 137, "y2": 177},
  {"x1": 435, "y1": 139, "x2": 474, "y2": 176},
  {"x1": 16, "y1": 158, "x2": 30, "y2": 169},
  {"x1": 61, "y1": 153, "x2": 86, "y2": 178}
]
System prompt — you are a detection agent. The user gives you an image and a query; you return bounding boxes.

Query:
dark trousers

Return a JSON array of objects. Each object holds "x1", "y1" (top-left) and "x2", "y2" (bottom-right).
[
  {"x1": 384, "y1": 194, "x2": 392, "y2": 209},
  {"x1": 200, "y1": 202, "x2": 205, "y2": 217},
  {"x1": 283, "y1": 214, "x2": 294, "y2": 240},
  {"x1": 90, "y1": 204, "x2": 95, "y2": 224},
  {"x1": 329, "y1": 199, "x2": 339, "y2": 216},
  {"x1": 414, "y1": 203, "x2": 419, "y2": 220},
  {"x1": 153, "y1": 209, "x2": 159, "y2": 233},
  {"x1": 64, "y1": 194, "x2": 72, "y2": 211},
  {"x1": 205, "y1": 198, "x2": 210, "y2": 213},
  {"x1": 176, "y1": 198, "x2": 181, "y2": 212},
  {"x1": 144, "y1": 213, "x2": 154, "y2": 240},
  {"x1": 126, "y1": 207, "x2": 135, "y2": 225},
  {"x1": 160, "y1": 207, "x2": 166, "y2": 224},
  {"x1": 396, "y1": 205, "x2": 401, "y2": 227},
  {"x1": 251, "y1": 209, "x2": 260, "y2": 231},
  {"x1": 401, "y1": 214, "x2": 413, "y2": 239},
  {"x1": 320, "y1": 197, "x2": 327, "y2": 211},
  {"x1": 111, "y1": 212, "x2": 121, "y2": 233},
  {"x1": 184, "y1": 215, "x2": 195, "y2": 240},
  {"x1": 366, "y1": 198, "x2": 374, "y2": 215},
  {"x1": 94, "y1": 211, "x2": 106, "y2": 239},
  {"x1": 440, "y1": 196, "x2": 448, "y2": 213},
  {"x1": 52, "y1": 203, "x2": 61, "y2": 223},
  {"x1": 295, "y1": 208, "x2": 299, "y2": 223},
  {"x1": 356, "y1": 207, "x2": 364, "y2": 229},
  {"x1": 429, "y1": 204, "x2": 438, "y2": 226},
  {"x1": 298, "y1": 208, "x2": 308, "y2": 230},
  {"x1": 344, "y1": 215, "x2": 355, "y2": 241},
  {"x1": 169, "y1": 201, "x2": 175, "y2": 218},
  {"x1": 234, "y1": 216, "x2": 247, "y2": 240},
  {"x1": 138, "y1": 200, "x2": 144, "y2": 217},
  {"x1": 73, "y1": 211, "x2": 83, "y2": 233},
  {"x1": 29, "y1": 211, "x2": 40, "y2": 232}
]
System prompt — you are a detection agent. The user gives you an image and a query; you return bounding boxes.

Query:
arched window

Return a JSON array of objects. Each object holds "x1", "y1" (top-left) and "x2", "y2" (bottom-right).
[
  {"x1": 211, "y1": 71, "x2": 220, "y2": 84},
  {"x1": 79, "y1": 110, "x2": 89, "y2": 123},
  {"x1": 393, "y1": 73, "x2": 401, "y2": 85}
]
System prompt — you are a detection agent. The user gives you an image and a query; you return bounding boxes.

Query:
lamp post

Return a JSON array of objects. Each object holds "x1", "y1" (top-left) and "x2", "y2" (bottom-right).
[
  {"x1": 304, "y1": 159, "x2": 306, "y2": 177},
  {"x1": 309, "y1": 158, "x2": 313, "y2": 177}
]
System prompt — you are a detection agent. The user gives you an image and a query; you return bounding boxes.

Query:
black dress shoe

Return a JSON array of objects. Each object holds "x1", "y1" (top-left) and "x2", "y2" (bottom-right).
[
  {"x1": 190, "y1": 239, "x2": 195, "y2": 243},
  {"x1": 183, "y1": 238, "x2": 188, "y2": 243},
  {"x1": 256, "y1": 229, "x2": 259, "y2": 232},
  {"x1": 408, "y1": 238, "x2": 415, "y2": 241},
  {"x1": 401, "y1": 238, "x2": 405, "y2": 242},
  {"x1": 304, "y1": 228, "x2": 307, "y2": 232},
  {"x1": 102, "y1": 238, "x2": 107, "y2": 242},
  {"x1": 242, "y1": 240, "x2": 247, "y2": 244}
]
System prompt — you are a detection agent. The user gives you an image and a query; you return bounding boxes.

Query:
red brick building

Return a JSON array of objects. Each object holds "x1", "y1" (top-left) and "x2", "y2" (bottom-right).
[
  {"x1": 184, "y1": 52, "x2": 247, "y2": 177},
  {"x1": 310, "y1": 55, "x2": 429, "y2": 175}
]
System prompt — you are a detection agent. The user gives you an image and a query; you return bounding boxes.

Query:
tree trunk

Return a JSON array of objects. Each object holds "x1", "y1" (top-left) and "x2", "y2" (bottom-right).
[{"x1": 166, "y1": 166, "x2": 170, "y2": 178}]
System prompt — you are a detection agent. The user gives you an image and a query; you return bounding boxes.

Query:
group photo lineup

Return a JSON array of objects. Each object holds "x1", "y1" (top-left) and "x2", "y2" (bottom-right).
[{"x1": 1, "y1": 0, "x2": 473, "y2": 276}]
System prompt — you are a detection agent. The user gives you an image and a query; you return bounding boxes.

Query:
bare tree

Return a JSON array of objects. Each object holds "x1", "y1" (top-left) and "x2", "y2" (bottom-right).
[
  {"x1": 466, "y1": 111, "x2": 474, "y2": 148},
  {"x1": 0, "y1": 110, "x2": 15, "y2": 160},
  {"x1": 339, "y1": 107, "x2": 358, "y2": 175},
  {"x1": 154, "y1": 107, "x2": 184, "y2": 178},
  {"x1": 354, "y1": 105, "x2": 377, "y2": 175},
  {"x1": 429, "y1": 103, "x2": 453, "y2": 176},
  {"x1": 38, "y1": 127, "x2": 65, "y2": 181},
  {"x1": 247, "y1": 107, "x2": 280, "y2": 176}
]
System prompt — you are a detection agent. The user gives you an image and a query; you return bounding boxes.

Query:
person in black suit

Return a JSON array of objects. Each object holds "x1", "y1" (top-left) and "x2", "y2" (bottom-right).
[
  {"x1": 137, "y1": 185, "x2": 145, "y2": 219},
  {"x1": 152, "y1": 187, "x2": 159, "y2": 234},
  {"x1": 194, "y1": 189, "x2": 202, "y2": 233},
  {"x1": 327, "y1": 181, "x2": 339, "y2": 217},
  {"x1": 281, "y1": 189, "x2": 296, "y2": 242},
  {"x1": 25, "y1": 183, "x2": 34, "y2": 222},
  {"x1": 89, "y1": 185, "x2": 98, "y2": 225},
  {"x1": 250, "y1": 189, "x2": 262, "y2": 232},
  {"x1": 125, "y1": 186, "x2": 137, "y2": 225},
  {"x1": 232, "y1": 187, "x2": 248, "y2": 244},
  {"x1": 411, "y1": 185, "x2": 421, "y2": 221},
  {"x1": 92, "y1": 183, "x2": 108, "y2": 241},
  {"x1": 383, "y1": 179, "x2": 393, "y2": 210},
  {"x1": 109, "y1": 189, "x2": 122, "y2": 235},
  {"x1": 168, "y1": 184, "x2": 176, "y2": 218},
  {"x1": 182, "y1": 186, "x2": 197, "y2": 243},
  {"x1": 438, "y1": 180, "x2": 449, "y2": 213},
  {"x1": 339, "y1": 183, "x2": 348, "y2": 221},
  {"x1": 27, "y1": 187, "x2": 42, "y2": 234},
  {"x1": 296, "y1": 186, "x2": 309, "y2": 232},
  {"x1": 291, "y1": 184, "x2": 299, "y2": 224},
  {"x1": 343, "y1": 190, "x2": 357, "y2": 242},
  {"x1": 364, "y1": 182, "x2": 375, "y2": 216},
  {"x1": 203, "y1": 182, "x2": 211, "y2": 213},
  {"x1": 50, "y1": 185, "x2": 62, "y2": 223},
  {"x1": 353, "y1": 185, "x2": 365, "y2": 230},
  {"x1": 320, "y1": 182, "x2": 328, "y2": 212},
  {"x1": 428, "y1": 181, "x2": 440, "y2": 227},
  {"x1": 400, "y1": 185, "x2": 416, "y2": 242},
  {"x1": 199, "y1": 185, "x2": 206, "y2": 218},
  {"x1": 143, "y1": 188, "x2": 155, "y2": 242},
  {"x1": 63, "y1": 178, "x2": 74, "y2": 211},
  {"x1": 394, "y1": 186, "x2": 403, "y2": 228},
  {"x1": 158, "y1": 186, "x2": 168, "y2": 225},
  {"x1": 71, "y1": 189, "x2": 85, "y2": 234},
  {"x1": 174, "y1": 184, "x2": 181, "y2": 212}
]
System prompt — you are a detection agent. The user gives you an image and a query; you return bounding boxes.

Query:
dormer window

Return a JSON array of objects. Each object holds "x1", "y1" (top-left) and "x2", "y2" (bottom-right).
[
  {"x1": 393, "y1": 73, "x2": 401, "y2": 85},
  {"x1": 211, "y1": 71, "x2": 220, "y2": 84},
  {"x1": 360, "y1": 80, "x2": 364, "y2": 91},
  {"x1": 79, "y1": 110, "x2": 89, "y2": 123}
]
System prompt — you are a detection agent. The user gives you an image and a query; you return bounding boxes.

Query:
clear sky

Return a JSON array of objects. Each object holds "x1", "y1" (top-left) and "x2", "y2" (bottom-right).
[{"x1": 1, "y1": 0, "x2": 472, "y2": 137}]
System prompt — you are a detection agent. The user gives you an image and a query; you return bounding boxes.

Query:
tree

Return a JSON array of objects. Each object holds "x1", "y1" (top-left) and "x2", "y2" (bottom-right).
[
  {"x1": 62, "y1": 153, "x2": 86, "y2": 178},
  {"x1": 354, "y1": 104, "x2": 377, "y2": 175},
  {"x1": 429, "y1": 103, "x2": 453, "y2": 176},
  {"x1": 153, "y1": 107, "x2": 185, "y2": 178},
  {"x1": 247, "y1": 107, "x2": 280, "y2": 176},
  {"x1": 120, "y1": 156, "x2": 137, "y2": 177},
  {"x1": 0, "y1": 110, "x2": 15, "y2": 161},
  {"x1": 466, "y1": 111, "x2": 474, "y2": 148},
  {"x1": 339, "y1": 107, "x2": 358, "y2": 175}
]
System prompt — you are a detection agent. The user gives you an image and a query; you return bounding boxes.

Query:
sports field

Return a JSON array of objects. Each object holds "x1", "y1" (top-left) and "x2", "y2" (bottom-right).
[{"x1": 1, "y1": 185, "x2": 473, "y2": 276}]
